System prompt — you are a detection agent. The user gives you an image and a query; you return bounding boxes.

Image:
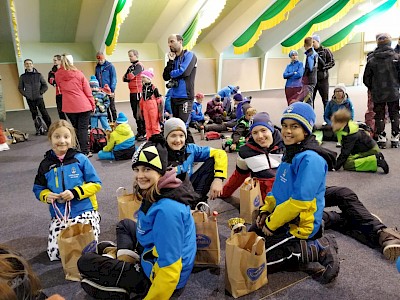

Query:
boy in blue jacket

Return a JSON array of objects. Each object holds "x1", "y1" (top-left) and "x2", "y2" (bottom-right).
[{"x1": 252, "y1": 102, "x2": 340, "y2": 284}]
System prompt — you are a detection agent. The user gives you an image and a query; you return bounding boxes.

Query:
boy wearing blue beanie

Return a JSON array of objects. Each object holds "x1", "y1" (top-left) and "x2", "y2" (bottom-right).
[{"x1": 253, "y1": 102, "x2": 340, "y2": 284}]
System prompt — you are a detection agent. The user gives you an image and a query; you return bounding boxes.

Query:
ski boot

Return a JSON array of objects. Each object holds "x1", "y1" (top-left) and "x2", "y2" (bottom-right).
[
  {"x1": 377, "y1": 134, "x2": 387, "y2": 149},
  {"x1": 391, "y1": 134, "x2": 399, "y2": 148}
]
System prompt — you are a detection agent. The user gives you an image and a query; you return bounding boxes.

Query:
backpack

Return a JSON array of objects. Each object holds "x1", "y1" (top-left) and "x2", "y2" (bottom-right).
[
  {"x1": 89, "y1": 128, "x2": 107, "y2": 153},
  {"x1": 6, "y1": 128, "x2": 29, "y2": 143},
  {"x1": 34, "y1": 116, "x2": 48, "y2": 135},
  {"x1": 205, "y1": 131, "x2": 221, "y2": 141}
]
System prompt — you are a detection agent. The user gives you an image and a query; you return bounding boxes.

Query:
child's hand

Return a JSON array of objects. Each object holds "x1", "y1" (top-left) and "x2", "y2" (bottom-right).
[
  {"x1": 256, "y1": 213, "x2": 267, "y2": 229},
  {"x1": 46, "y1": 192, "x2": 61, "y2": 204},
  {"x1": 209, "y1": 178, "x2": 223, "y2": 200},
  {"x1": 262, "y1": 225, "x2": 273, "y2": 236},
  {"x1": 230, "y1": 144, "x2": 236, "y2": 151},
  {"x1": 59, "y1": 190, "x2": 74, "y2": 201}
]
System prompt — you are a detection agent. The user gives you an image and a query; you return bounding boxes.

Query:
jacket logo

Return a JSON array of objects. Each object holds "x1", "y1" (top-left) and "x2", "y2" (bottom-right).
[
  {"x1": 71, "y1": 167, "x2": 76, "y2": 174},
  {"x1": 196, "y1": 234, "x2": 211, "y2": 248},
  {"x1": 247, "y1": 263, "x2": 265, "y2": 281},
  {"x1": 280, "y1": 169, "x2": 287, "y2": 183}
]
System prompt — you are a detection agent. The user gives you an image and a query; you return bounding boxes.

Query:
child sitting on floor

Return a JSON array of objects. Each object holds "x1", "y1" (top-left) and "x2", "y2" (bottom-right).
[
  {"x1": 332, "y1": 109, "x2": 389, "y2": 173},
  {"x1": 228, "y1": 107, "x2": 257, "y2": 152},
  {"x1": 98, "y1": 112, "x2": 135, "y2": 160}
]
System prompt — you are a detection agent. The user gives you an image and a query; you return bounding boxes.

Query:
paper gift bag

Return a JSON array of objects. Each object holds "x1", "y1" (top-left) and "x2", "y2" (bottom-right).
[
  {"x1": 192, "y1": 202, "x2": 220, "y2": 266},
  {"x1": 117, "y1": 187, "x2": 142, "y2": 221},
  {"x1": 240, "y1": 177, "x2": 263, "y2": 224},
  {"x1": 58, "y1": 223, "x2": 96, "y2": 281},
  {"x1": 225, "y1": 225, "x2": 268, "y2": 298}
]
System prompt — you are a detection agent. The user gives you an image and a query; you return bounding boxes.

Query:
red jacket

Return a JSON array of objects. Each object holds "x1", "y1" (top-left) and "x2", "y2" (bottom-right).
[
  {"x1": 123, "y1": 61, "x2": 144, "y2": 93},
  {"x1": 55, "y1": 67, "x2": 95, "y2": 113}
]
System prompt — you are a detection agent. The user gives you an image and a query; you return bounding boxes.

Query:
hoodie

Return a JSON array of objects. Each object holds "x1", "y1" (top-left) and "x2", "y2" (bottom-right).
[
  {"x1": 55, "y1": 67, "x2": 94, "y2": 113},
  {"x1": 136, "y1": 168, "x2": 197, "y2": 300}
]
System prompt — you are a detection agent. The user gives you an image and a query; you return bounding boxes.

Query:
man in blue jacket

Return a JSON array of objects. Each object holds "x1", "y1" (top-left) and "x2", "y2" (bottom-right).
[
  {"x1": 163, "y1": 34, "x2": 197, "y2": 143},
  {"x1": 95, "y1": 52, "x2": 117, "y2": 122}
]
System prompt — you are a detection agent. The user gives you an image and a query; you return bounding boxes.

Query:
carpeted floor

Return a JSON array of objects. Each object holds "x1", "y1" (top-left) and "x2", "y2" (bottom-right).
[{"x1": 1, "y1": 87, "x2": 399, "y2": 299}]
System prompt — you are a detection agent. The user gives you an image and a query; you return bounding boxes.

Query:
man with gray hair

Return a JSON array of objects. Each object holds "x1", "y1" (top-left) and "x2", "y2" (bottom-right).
[
  {"x1": 95, "y1": 51, "x2": 117, "y2": 122},
  {"x1": 123, "y1": 49, "x2": 146, "y2": 141}
]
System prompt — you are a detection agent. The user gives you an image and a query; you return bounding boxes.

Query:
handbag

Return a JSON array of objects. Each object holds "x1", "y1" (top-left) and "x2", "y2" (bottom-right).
[
  {"x1": 225, "y1": 224, "x2": 268, "y2": 298},
  {"x1": 192, "y1": 202, "x2": 220, "y2": 266},
  {"x1": 55, "y1": 202, "x2": 96, "y2": 281},
  {"x1": 240, "y1": 177, "x2": 263, "y2": 224},
  {"x1": 116, "y1": 187, "x2": 142, "y2": 221}
]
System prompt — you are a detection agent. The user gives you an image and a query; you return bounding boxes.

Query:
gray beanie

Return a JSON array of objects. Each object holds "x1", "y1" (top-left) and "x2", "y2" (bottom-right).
[{"x1": 163, "y1": 118, "x2": 187, "y2": 139}]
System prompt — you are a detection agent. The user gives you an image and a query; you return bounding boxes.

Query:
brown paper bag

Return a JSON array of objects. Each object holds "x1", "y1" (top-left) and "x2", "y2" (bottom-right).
[
  {"x1": 225, "y1": 225, "x2": 268, "y2": 298},
  {"x1": 240, "y1": 177, "x2": 263, "y2": 224},
  {"x1": 192, "y1": 202, "x2": 220, "y2": 266},
  {"x1": 117, "y1": 187, "x2": 142, "y2": 221},
  {"x1": 58, "y1": 223, "x2": 96, "y2": 281}
]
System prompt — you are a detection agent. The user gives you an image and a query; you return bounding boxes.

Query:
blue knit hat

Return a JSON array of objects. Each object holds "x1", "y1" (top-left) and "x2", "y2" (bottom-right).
[
  {"x1": 312, "y1": 34, "x2": 320, "y2": 43},
  {"x1": 116, "y1": 112, "x2": 128, "y2": 124},
  {"x1": 289, "y1": 50, "x2": 298, "y2": 57},
  {"x1": 233, "y1": 93, "x2": 243, "y2": 102},
  {"x1": 250, "y1": 112, "x2": 274, "y2": 133},
  {"x1": 281, "y1": 102, "x2": 316, "y2": 134},
  {"x1": 89, "y1": 75, "x2": 99, "y2": 88}
]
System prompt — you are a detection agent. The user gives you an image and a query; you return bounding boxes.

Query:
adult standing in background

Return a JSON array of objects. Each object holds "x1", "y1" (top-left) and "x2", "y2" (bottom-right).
[
  {"x1": 312, "y1": 34, "x2": 335, "y2": 116},
  {"x1": 95, "y1": 51, "x2": 117, "y2": 123},
  {"x1": 55, "y1": 54, "x2": 95, "y2": 156},
  {"x1": 18, "y1": 59, "x2": 52, "y2": 134},
  {"x1": 394, "y1": 36, "x2": 400, "y2": 54},
  {"x1": 123, "y1": 49, "x2": 146, "y2": 141},
  {"x1": 48, "y1": 54, "x2": 67, "y2": 120},
  {"x1": 283, "y1": 50, "x2": 304, "y2": 105},
  {"x1": 163, "y1": 34, "x2": 197, "y2": 143},
  {"x1": 363, "y1": 33, "x2": 400, "y2": 149},
  {"x1": 0, "y1": 74, "x2": 10, "y2": 151}
]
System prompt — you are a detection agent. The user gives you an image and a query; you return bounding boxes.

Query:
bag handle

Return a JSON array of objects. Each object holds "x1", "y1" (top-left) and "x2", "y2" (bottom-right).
[
  {"x1": 52, "y1": 201, "x2": 71, "y2": 223},
  {"x1": 251, "y1": 236, "x2": 265, "y2": 255},
  {"x1": 194, "y1": 202, "x2": 211, "y2": 215},
  {"x1": 116, "y1": 187, "x2": 127, "y2": 197},
  {"x1": 230, "y1": 223, "x2": 247, "y2": 236}
]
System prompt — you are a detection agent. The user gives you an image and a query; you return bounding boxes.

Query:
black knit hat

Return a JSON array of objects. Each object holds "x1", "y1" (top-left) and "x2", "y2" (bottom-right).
[{"x1": 131, "y1": 134, "x2": 168, "y2": 175}]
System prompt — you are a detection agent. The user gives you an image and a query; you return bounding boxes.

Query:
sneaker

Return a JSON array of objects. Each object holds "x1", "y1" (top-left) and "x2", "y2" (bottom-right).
[
  {"x1": 86, "y1": 152, "x2": 93, "y2": 158},
  {"x1": 315, "y1": 235, "x2": 340, "y2": 284},
  {"x1": 376, "y1": 152, "x2": 389, "y2": 174},
  {"x1": 0, "y1": 143, "x2": 10, "y2": 151},
  {"x1": 377, "y1": 134, "x2": 387, "y2": 149},
  {"x1": 336, "y1": 142, "x2": 341, "y2": 148},
  {"x1": 379, "y1": 228, "x2": 400, "y2": 261},
  {"x1": 391, "y1": 134, "x2": 399, "y2": 148},
  {"x1": 136, "y1": 135, "x2": 146, "y2": 142},
  {"x1": 81, "y1": 278, "x2": 129, "y2": 300},
  {"x1": 97, "y1": 241, "x2": 117, "y2": 255}
]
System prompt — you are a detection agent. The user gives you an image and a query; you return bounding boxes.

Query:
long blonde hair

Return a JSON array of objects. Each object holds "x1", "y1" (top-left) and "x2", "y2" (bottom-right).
[
  {"x1": 61, "y1": 53, "x2": 77, "y2": 71},
  {"x1": 0, "y1": 244, "x2": 43, "y2": 299},
  {"x1": 133, "y1": 175, "x2": 161, "y2": 203},
  {"x1": 47, "y1": 120, "x2": 79, "y2": 150}
]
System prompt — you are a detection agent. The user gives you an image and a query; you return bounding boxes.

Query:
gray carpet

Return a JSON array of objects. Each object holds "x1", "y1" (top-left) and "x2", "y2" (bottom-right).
[{"x1": 1, "y1": 88, "x2": 400, "y2": 299}]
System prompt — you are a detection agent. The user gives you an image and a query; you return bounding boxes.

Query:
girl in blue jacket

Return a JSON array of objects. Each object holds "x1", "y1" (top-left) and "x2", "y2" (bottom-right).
[
  {"x1": 33, "y1": 120, "x2": 102, "y2": 261},
  {"x1": 78, "y1": 135, "x2": 197, "y2": 299},
  {"x1": 283, "y1": 50, "x2": 304, "y2": 105}
]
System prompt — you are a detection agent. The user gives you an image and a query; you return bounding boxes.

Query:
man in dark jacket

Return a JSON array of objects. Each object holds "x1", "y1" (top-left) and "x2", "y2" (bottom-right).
[
  {"x1": 95, "y1": 52, "x2": 117, "y2": 122},
  {"x1": 363, "y1": 33, "x2": 400, "y2": 148},
  {"x1": 163, "y1": 34, "x2": 197, "y2": 143},
  {"x1": 312, "y1": 35, "x2": 335, "y2": 115},
  {"x1": 18, "y1": 59, "x2": 51, "y2": 134}
]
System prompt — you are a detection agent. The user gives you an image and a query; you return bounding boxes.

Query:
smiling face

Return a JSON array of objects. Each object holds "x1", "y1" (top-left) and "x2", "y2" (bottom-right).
[
  {"x1": 24, "y1": 60, "x2": 34, "y2": 72},
  {"x1": 166, "y1": 130, "x2": 186, "y2": 151},
  {"x1": 132, "y1": 165, "x2": 161, "y2": 190},
  {"x1": 251, "y1": 125, "x2": 273, "y2": 148},
  {"x1": 281, "y1": 119, "x2": 307, "y2": 145},
  {"x1": 50, "y1": 126, "x2": 72, "y2": 156}
]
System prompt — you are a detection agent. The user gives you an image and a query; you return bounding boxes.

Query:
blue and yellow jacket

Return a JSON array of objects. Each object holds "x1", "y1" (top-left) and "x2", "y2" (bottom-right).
[
  {"x1": 103, "y1": 123, "x2": 135, "y2": 159},
  {"x1": 261, "y1": 142, "x2": 327, "y2": 239},
  {"x1": 137, "y1": 170, "x2": 197, "y2": 299},
  {"x1": 167, "y1": 143, "x2": 228, "y2": 179},
  {"x1": 33, "y1": 149, "x2": 102, "y2": 218}
]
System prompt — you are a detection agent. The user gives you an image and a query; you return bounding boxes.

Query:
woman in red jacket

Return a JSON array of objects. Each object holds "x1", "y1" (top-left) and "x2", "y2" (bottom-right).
[{"x1": 55, "y1": 54, "x2": 95, "y2": 156}]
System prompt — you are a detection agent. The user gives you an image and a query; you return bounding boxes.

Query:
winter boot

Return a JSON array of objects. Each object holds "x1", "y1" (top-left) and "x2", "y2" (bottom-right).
[
  {"x1": 390, "y1": 134, "x2": 399, "y2": 148},
  {"x1": 377, "y1": 133, "x2": 387, "y2": 149},
  {"x1": 117, "y1": 249, "x2": 140, "y2": 264},
  {"x1": 378, "y1": 228, "x2": 400, "y2": 261},
  {"x1": 97, "y1": 241, "x2": 116, "y2": 255},
  {"x1": 300, "y1": 234, "x2": 340, "y2": 284},
  {"x1": 375, "y1": 152, "x2": 389, "y2": 174},
  {"x1": 322, "y1": 211, "x2": 346, "y2": 231}
]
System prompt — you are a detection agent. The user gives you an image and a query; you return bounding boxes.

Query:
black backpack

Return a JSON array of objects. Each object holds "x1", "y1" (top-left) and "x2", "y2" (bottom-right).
[
  {"x1": 34, "y1": 116, "x2": 48, "y2": 135},
  {"x1": 89, "y1": 128, "x2": 107, "y2": 153}
]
